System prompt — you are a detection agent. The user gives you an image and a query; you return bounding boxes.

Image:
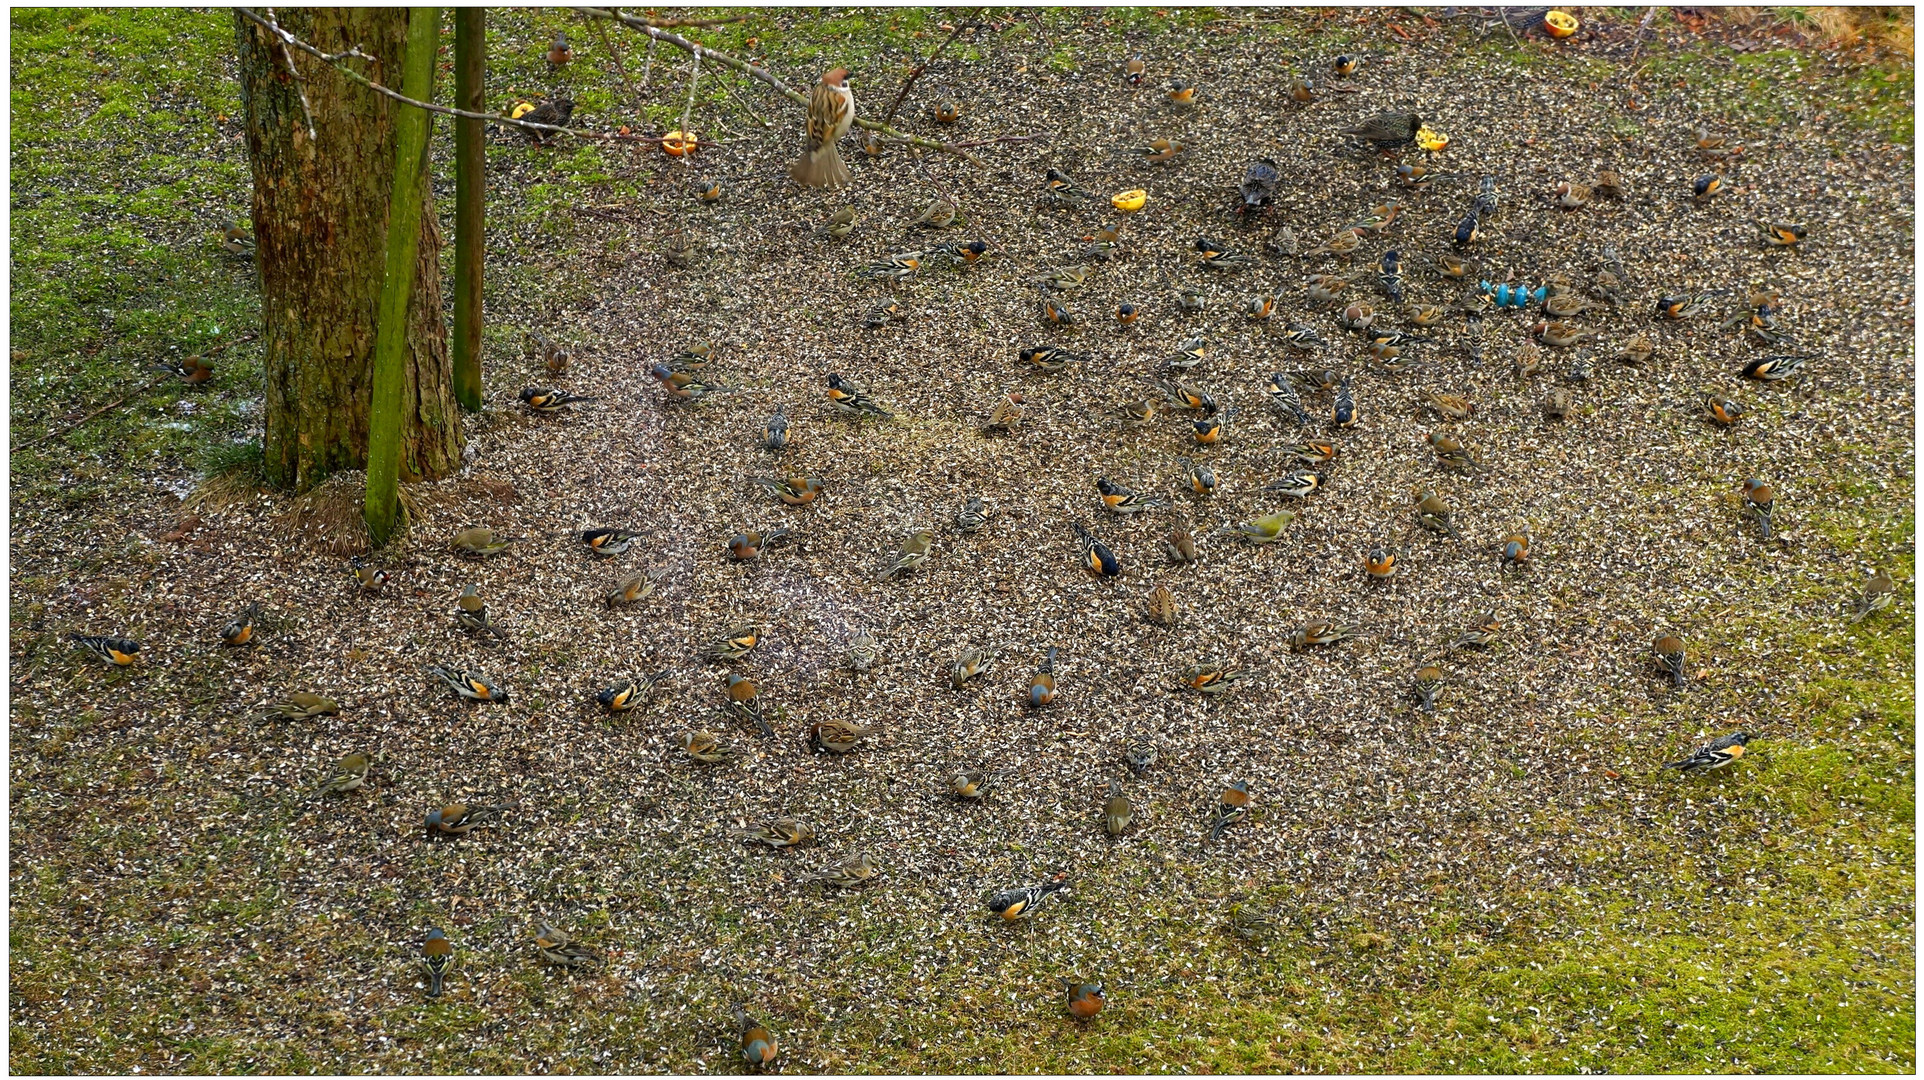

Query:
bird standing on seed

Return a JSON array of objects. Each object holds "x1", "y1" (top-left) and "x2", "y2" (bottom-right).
[
  {"x1": 680, "y1": 730, "x2": 733, "y2": 763},
  {"x1": 1103, "y1": 780, "x2": 1132, "y2": 836},
  {"x1": 877, "y1": 529, "x2": 933, "y2": 579},
  {"x1": 950, "y1": 647, "x2": 990, "y2": 688},
  {"x1": 1653, "y1": 635, "x2": 1688, "y2": 689},
  {"x1": 518, "y1": 97, "x2": 574, "y2": 145},
  {"x1": 451, "y1": 526, "x2": 517, "y2": 558},
  {"x1": 1666, "y1": 732, "x2": 1751, "y2": 773},
  {"x1": 219, "y1": 602, "x2": 261, "y2": 647},
  {"x1": 727, "y1": 528, "x2": 791, "y2": 562},
  {"x1": 987, "y1": 881, "x2": 1066, "y2": 920},
  {"x1": 950, "y1": 768, "x2": 990, "y2": 800},
  {"x1": 534, "y1": 922, "x2": 600, "y2": 968},
  {"x1": 1028, "y1": 647, "x2": 1058, "y2": 707},
  {"x1": 725, "y1": 673, "x2": 774, "y2": 738},
  {"x1": 260, "y1": 691, "x2": 339, "y2": 722},
  {"x1": 1341, "y1": 111, "x2": 1421, "y2": 152},
  {"x1": 1072, "y1": 521, "x2": 1123, "y2": 578},
  {"x1": 792, "y1": 67, "x2": 855, "y2": 188},
  {"x1": 1851, "y1": 570, "x2": 1896, "y2": 623},
  {"x1": 1065, "y1": 980, "x2": 1107, "y2": 1019},
  {"x1": 810, "y1": 851, "x2": 878, "y2": 887},
  {"x1": 422, "y1": 927, "x2": 454, "y2": 997},
  {"x1": 424, "y1": 802, "x2": 508, "y2": 838},
  {"x1": 1740, "y1": 478, "x2": 1776, "y2": 541},
  {"x1": 314, "y1": 752, "x2": 371, "y2": 796},
  {"x1": 426, "y1": 665, "x2": 509, "y2": 704},
  {"x1": 454, "y1": 584, "x2": 507, "y2": 641},
  {"x1": 1413, "y1": 665, "x2": 1443, "y2": 712},
  {"x1": 734, "y1": 1005, "x2": 778, "y2": 1069},
  {"x1": 808, "y1": 718, "x2": 869, "y2": 754},
  {"x1": 1209, "y1": 780, "x2": 1250, "y2": 840}
]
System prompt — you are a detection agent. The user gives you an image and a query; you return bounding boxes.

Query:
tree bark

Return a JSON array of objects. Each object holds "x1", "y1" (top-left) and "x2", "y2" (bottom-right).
[
  {"x1": 236, "y1": 7, "x2": 460, "y2": 493},
  {"x1": 365, "y1": 7, "x2": 440, "y2": 547},
  {"x1": 452, "y1": 8, "x2": 484, "y2": 413}
]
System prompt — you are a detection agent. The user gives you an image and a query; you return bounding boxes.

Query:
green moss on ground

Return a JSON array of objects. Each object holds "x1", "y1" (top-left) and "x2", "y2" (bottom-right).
[{"x1": 9, "y1": 6, "x2": 1914, "y2": 1074}]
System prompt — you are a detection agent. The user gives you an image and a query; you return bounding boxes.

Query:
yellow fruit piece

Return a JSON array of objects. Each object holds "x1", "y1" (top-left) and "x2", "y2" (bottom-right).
[
  {"x1": 662, "y1": 130, "x2": 698, "y2": 157},
  {"x1": 1544, "y1": 10, "x2": 1579, "y2": 37},
  {"x1": 1416, "y1": 126, "x2": 1450, "y2": 153},
  {"x1": 1111, "y1": 189, "x2": 1148, "y2": 212},
  {"x1": 510, "y1": 101, "x2": 536, "y2": 120}
]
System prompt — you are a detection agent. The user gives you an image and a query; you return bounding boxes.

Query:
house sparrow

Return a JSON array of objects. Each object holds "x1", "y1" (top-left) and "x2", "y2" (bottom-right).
[{"x1": 791, "y1": 68, "x2": 855, "y2": 188}]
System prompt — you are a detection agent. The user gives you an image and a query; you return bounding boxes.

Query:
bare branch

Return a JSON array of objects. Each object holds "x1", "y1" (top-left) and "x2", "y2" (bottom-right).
[
  {"x1": 678, "y1": 44, "x2": 702, "y2": 135},
  {"x1": 585, "y1": 9, "x2": 638, "y2": 104},
  {"x1": 234, "y1": 7, "x2": 657, "y2": 144},
  {"x1": 946, "y1": 133, "x2": 1047, "y2": 150},
  {"x1": 571, "y1": 6, "x2": 989, "y2": 167},
  {"x1": 263, "y1": 7, "x2": 317, "y2": 141},
  {"x1": 644, "y1": 14, "x2": 747, "y2": 29},
  {"x1": 881, "y1": 11, "x2": 980, "y2": 129}
]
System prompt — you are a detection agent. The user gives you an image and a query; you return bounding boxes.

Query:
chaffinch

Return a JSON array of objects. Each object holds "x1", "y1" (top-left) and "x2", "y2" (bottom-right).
[
  {"x1": 734, "y1": 1005, "x2": 778, "y2": 1069},
  {"x1": 1028, "y1": 647, "x2": 1058, "y2": 707},
  {"x1": 424, "y1": 803, "x2": 509, "y2": 838},
  {"x1": 314, "y1": 752, "x2": 371, "y2": 796},
  {"x1": 1065, "y1": 980, "x2": 1107, "y2": 1019}
]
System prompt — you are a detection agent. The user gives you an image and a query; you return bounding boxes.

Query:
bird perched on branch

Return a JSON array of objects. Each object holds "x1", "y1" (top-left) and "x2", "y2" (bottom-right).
[{"x1": 792, "y1": 67, "x2": 855, "y2": 188}]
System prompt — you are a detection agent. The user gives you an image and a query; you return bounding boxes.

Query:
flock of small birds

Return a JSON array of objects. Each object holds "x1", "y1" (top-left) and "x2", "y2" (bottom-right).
[{"x1": 76, "y1": 28, "x2": 1909, "y2": 1069}]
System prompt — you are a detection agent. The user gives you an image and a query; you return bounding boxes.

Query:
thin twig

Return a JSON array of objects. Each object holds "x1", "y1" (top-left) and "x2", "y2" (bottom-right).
[
  {"x1": 945, "y1": 133, "x2": 1046, "y2": 150},
  {"x1": 1626, "y1": 6, "x2": 1660, "y2": 67},
  {"x1": 586, "y1": 9, "x2": 637, "y2": 105},
  {"x1": 645, "y1": 14, "x2": 747, "y2": 29},
  {"x1": 572, "y1": 6, "x2": 988, "y2": 167},
  {"x1": 235, "y1": 8, "x2": 593, "y2": 142},
  {"x1": 35, "y1": 389, "x2": 147, "y2": 446},
  {"x1": 263, "y1": 7, "x2": 317, "y2": 141},
  {"x1": 678, "y1": 44, "x2": 702, "y2": 135},
  {"x1": 881, "y1": 11, "x2": 979, "y2": 129},
  {"x1": 640, "y1": 34, "x2": 657, "y2": 88}
]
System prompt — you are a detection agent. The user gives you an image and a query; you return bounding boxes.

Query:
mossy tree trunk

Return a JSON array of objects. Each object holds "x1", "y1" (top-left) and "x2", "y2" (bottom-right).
[{"x1": 235, "y1": 7, "x2": 460, "y2": 494}]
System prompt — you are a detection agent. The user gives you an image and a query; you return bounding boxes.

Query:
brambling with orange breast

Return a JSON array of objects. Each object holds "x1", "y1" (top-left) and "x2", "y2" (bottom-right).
[
  {"x1": 1666, "y1": 732, "x2": 1749, "y2": 773},
  {"x1": 1072, "y1": 521, "x2": 1123, "y2": 579}
]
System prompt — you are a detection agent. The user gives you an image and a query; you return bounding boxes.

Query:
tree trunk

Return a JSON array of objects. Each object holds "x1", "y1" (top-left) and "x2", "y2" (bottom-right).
[
  {"x1": 236, "y1": 7, "x2": 460, "y2": 493},
  {"x1": 365, "y1": 7, "x2": 441, "y2": 548},
  {"x1": 452, "y1": 8, "x2": 485, "y2": 414}
]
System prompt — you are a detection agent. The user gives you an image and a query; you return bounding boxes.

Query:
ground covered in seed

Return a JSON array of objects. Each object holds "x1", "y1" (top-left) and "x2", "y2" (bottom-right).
[{"x1": 9, "y1": 6, "x2": 1916, "y2": 1074}]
